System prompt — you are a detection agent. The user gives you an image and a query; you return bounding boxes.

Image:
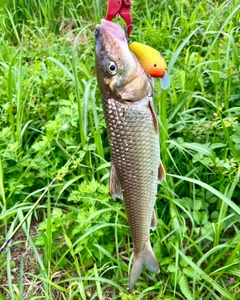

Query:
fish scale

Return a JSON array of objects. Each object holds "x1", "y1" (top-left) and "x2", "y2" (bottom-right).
[{"x1": 103, "y1": 97, "x2": 159, "y2": 255}]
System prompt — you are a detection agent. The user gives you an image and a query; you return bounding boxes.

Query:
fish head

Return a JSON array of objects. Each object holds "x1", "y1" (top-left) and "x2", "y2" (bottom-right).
[{"x1": 95, "y1": 19, "x2": 150, "y2": 101}]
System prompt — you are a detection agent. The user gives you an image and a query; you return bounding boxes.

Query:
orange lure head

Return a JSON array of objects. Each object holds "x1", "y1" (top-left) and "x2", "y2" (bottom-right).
[{"x1": 129, "y1": 41, "x2": 171, "y2": 89}]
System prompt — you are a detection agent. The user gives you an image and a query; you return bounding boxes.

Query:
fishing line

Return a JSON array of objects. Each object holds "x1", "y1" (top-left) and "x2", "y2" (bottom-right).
[
  {"x1": 125, "y1": 24, "x2": 134, "y2": 40},
  {"x1": 147, "y1": 74, "x2": 155, "y2": 97}
]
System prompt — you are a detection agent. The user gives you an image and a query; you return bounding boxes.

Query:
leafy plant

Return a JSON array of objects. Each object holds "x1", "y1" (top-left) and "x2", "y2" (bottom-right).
[{"x1": 0, "y1": 0, "x2": 239, "y2": 299}]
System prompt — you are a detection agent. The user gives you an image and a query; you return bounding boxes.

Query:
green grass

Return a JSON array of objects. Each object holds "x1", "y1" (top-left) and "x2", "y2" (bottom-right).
[{"x1": 0, "y1": 0, "x2": 239, "y2": 299}]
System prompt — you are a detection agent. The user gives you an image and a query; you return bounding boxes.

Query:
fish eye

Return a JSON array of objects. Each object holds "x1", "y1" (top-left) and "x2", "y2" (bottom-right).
[{"x1": 107, "y1": 61, "x2": 118, "y2": 75}]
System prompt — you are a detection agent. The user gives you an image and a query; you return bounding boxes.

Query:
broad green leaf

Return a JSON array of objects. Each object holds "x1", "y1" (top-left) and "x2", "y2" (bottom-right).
[
  {"x1": 179, "y1": 274, "x2": 193, "y2": 300},
  {"x1": 183, "y1": 266, "x2": 199, "y2": 280},
  {"x1": 193, "y1": 200, "x2": 202, "y2": 211},
  {"x1": 182, "y1": 142, "x2": 213, "y2": 156}
]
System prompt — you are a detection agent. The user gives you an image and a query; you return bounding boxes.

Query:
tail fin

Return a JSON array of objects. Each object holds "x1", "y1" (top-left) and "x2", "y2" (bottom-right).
[{"x1": 129, "y1": 241, "x2": 159, "y2": 290}]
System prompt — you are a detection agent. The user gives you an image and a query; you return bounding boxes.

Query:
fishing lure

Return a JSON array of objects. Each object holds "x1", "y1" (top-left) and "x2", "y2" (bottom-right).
[{"x1": 129, "y1": 41, "x2": 171, "y2": 90}]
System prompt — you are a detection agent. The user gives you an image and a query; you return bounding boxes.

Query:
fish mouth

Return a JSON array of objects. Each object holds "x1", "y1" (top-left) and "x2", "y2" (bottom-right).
[
  {"x1": 95, "y1": 19, "x2": 126, "y2": 42},
  {"x1": 95, "y1": 19, "x2": 128, "y2": 67}
]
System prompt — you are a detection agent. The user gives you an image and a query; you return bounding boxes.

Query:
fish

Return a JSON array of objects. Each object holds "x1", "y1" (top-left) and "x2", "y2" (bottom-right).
[
  {"x1": 129, "y1": 41, "x2": 171, "y2": 90},
  {"x1": 95, "y1": 19, "x2": 166, "y2": 290}
]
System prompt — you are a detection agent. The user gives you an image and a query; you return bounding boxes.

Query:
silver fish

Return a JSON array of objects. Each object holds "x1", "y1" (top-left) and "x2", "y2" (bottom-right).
[{"x1": 95, "y1": 19, "x2": 165, "y2": 289}]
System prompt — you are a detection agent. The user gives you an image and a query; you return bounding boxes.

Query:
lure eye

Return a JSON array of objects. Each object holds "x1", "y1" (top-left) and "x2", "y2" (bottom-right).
[{"x1": 107, "y1": 61, "x2": 118, "y2": 75}]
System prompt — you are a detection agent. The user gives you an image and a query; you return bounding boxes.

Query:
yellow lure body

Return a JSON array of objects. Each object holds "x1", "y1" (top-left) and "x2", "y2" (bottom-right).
[{"x1": 129, "y1": 41, "x2": 170, "y2": 89}]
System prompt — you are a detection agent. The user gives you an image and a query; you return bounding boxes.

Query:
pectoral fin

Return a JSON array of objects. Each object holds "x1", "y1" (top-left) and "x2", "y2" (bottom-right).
[
  {"x1": 110, "y1": 162, "x2": 123, "y2": 199},
  {"x1": 158, "y1": 162, "x2": 166, "y2": 181}
]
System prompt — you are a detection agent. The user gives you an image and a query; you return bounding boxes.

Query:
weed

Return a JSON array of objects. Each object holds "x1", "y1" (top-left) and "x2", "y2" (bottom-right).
[{"x1": 0, "y1": 0, "x2": 239, "y2": 299}]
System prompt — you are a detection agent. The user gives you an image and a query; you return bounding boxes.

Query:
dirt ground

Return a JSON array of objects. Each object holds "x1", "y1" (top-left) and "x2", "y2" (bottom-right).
[
  {"x1": 0, "y1": 223, "x2": 114, "y2": 300},
  {"x1": 0, "y1": 224, "x2": 45, "y2": 299}
]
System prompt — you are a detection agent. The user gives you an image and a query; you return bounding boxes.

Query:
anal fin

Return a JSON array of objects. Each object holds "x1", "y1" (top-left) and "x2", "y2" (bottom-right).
[
  {"x1": 110, "y1": 162, "x2": 123, "y2": 199},
  {"x1": 151, "y1": 210, "x2": 157, "y2": 230}
]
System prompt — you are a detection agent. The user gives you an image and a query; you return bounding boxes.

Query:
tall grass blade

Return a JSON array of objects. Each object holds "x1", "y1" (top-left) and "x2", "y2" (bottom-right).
[
  {"x1": 173, "y1": 245, "x2": 235, "y2": 300},
  {"x1": 215, "y1": 171, "x2": 240, "y2": 246},
  {"x1": 94, "y1": 264, "x2": 103, "y2": 300},
  {"x1": 0, "y1": 157, "x2": 6, "y2": 207},
  {"x1": 168, "y1": 26, "x2": 202, "y2": 73}
]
